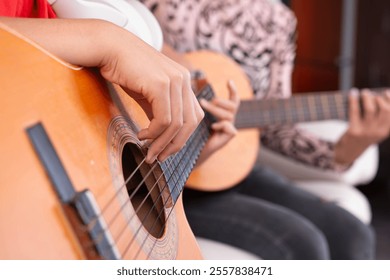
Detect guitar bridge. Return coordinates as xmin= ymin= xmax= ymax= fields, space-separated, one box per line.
xmin=26 ymin=122 xmax=119 ymax=259
xmin=63 ymin=190 xmax=121 ymax=260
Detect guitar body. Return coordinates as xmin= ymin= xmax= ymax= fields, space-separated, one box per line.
xmin=185 ymin=51 xmax=260 ymax=191
xmin=0 ymin=26 xmax=201 ymax=259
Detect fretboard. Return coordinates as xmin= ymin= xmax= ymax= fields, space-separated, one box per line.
xmin=161 ymin=84 xmax=215 ymax=201
xmin=235 ymin=89 xmax=387 ymax=129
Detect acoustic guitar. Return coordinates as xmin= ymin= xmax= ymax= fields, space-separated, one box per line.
xmin=0 ymin=26 xmax=206 ymax=259
xmin=185 ymin=50 xmax=388 ymax=191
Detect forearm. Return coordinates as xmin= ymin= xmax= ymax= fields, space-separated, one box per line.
xmin=0 ymin=17 xmax=121 ymax=68
xmin=261 ymin=124 xmax=350 ymax=172
xmin=334 ymin=133 xmax=370 ymax=166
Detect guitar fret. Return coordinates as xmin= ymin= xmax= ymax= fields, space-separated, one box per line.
xmin=284 ymin=98 xmax=292 ymax=123
xmin=292 ymin=96 xmax=300 ymax=122
xmin=263 ymin=105 xmax=271 ymax=125
xmin=296 ymin=96 xmax=303 ymax=122
xmin=332 ymin=94 xmax=338 ymax=119
xmin=315 ymin=94 xmax=324 ymax=120
xmin=250 ymin=100 xmax=263 ymax=126
xmin=279 ymin=99 xmax=286 ymax=124
xmin=295 ymin=96 xmax=305 ymax=123
xmin=307 ymin=95 xmax=317 ymax=121
xmin=298 ymin=96 xmax=305 ymax=122
xmin=303 ymin=94 xmax=310 ymax=122
xmin=330 ymin=93 xmax=337 ymax=119
xmin=320 ymin=94 xmax=331 ymax=120
xmin=270 ymin=99 xmax=277 ymax=124
xmin=270 ymin=102 xmax=276 ymax=124
xmin=279 ymin=98 xmax=287 ymax=124
xmin=331 ymin=93 xmax=344 ymax=120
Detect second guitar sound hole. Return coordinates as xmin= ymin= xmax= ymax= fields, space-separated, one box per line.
xmin=121 ymin=143 xmax=165 ymax=239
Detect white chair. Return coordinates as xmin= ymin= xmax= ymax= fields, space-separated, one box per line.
xmin=196 ymin=237 xmax=259 ymax=260
xmin=257 ymin=120 xmax=378 ymax=224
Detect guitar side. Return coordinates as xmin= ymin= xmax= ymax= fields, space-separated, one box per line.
xmin=0 ymin=26 xmax=201 ymax=259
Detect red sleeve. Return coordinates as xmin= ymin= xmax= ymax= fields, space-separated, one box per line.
xmin=0 ymin=0 xmax=56 ymax=18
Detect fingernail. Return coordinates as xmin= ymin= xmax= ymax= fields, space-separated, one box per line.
xmin=146 ymin=153 xmax=156 ymax=164
xmin=349 ymin=88 xmax=359 ymax=96
xmin=199 ymin=98 xmax=208 ymax=106
xmin=158 ymin=155 xmax=167 ymax=163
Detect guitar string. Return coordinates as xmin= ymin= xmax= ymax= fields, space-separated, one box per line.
xmin=132 ymin=129 xmax=207 ymax=259
xmin=84 ymin=146 xmax=180 ymax=256
xmin=100 ymin=156 xmax=149 ymax=213
xmin=84 ymin=158 xmax=160 ymax=247
xmin=112 ymin=85 xmax=213 ymax=258
xmin=98 ymin=118 xmax=205 ymax=242
xmin=86 ymin=156 xmax=152 ymax=232
xmin=143 ymin=136 xmax=208 ymax=260
xmin=123 ymin=160 xmax=184 ymax=259
xmin=89 ymin=159 xmax=160 ymax=241
xmin=116 ymin=89 xmax=214 ymax=259
xmin=88 ymin=84 xmax=214 ymax=227
xmin=97 ymin=149 xmax=181 ymax=249
xmin=86 ymin=146 xmax=177 ymax=249
xmin=85 ymin=119 xmax=196 ymax=235
xmin=114 ymin=124 xmax=206 ymax=259
xmin=82 ymin=129 xmax=197 ymax=256
xmin=140 ymin=118 xmax=211 ymax=259
xmin=82 ymin=84 xmax=212 ymax=258
xmin=104 ymin=124 xmax=205 ymax=259
xmin=85 ymin=115 xmax=208 ymax=258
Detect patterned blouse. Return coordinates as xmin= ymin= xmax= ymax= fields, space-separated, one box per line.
xmin=140 ymin=0 xmax=347 ymax=171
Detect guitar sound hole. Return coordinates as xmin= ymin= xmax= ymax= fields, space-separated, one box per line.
xmin=121 ymin=143 xmax=165 ymax=239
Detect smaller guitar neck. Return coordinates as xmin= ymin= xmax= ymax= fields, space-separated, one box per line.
xmin=235 ymin=88 xmax=388 ymax=128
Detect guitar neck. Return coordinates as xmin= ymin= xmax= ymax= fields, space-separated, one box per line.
xmin=236 ymin=91 xmax=348 ymax=128
xmin=236 ymin=88 xmax=390 ymax=128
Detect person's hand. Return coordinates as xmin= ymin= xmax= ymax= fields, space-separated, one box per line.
xmin=334 ymin=89 xmax=390 ymax=165
xmin=196 ymin=80 xmax=240 ymax=166
xmin=99 ymin=29 xmax=204 ymax=164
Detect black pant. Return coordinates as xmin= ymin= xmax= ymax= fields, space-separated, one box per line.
xmin=183 ymin=166 xmax=375 ymax=259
